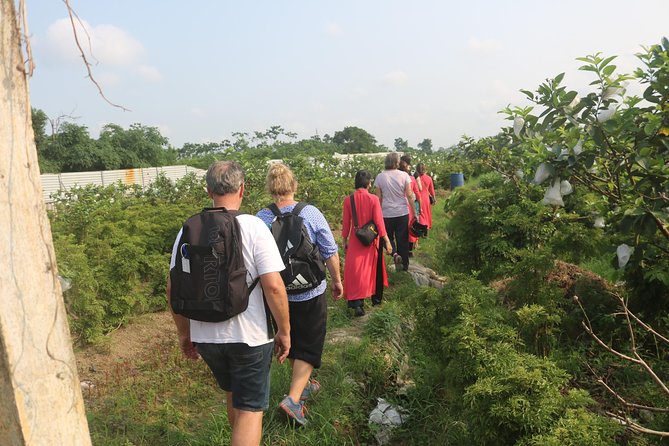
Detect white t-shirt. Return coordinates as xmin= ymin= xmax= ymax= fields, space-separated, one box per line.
xmin=374 ymin=169 xmax=412 ymax=218
xmin=169 ymin=213 xmax=285 ymax=347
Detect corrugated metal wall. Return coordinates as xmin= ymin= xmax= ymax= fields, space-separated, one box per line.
xmin=40 ymin=165 xmax=206 ymax=204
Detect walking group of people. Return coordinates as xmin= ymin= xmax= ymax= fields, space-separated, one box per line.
xmin=342 ymin=152 xmax=435 ymax=316
xmin=167 ymin=155 xmax=435 ymax=445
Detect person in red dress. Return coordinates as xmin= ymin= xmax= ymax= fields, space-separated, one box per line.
xmin=416 ymin=163 xmax=436 ymax=231
xmin=400 ymin=155 xmax=422 ymax=256
xmin=342 ymin=171 xmax=392 ymax=316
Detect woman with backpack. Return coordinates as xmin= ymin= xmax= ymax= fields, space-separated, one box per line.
xmin=341 ymin=170 xmax=392 ymax=316
xmin=255 ymin=162 xmax=343 ymax=427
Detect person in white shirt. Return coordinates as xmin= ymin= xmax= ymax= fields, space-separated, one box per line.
xmin=167 ymin=160 xmax=290 ymax=446
xmin=374 ymin=152 xmax=414 ymax=271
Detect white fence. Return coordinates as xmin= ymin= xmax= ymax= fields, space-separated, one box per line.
xmin=40 ymin=165 xmax=206 ymax=205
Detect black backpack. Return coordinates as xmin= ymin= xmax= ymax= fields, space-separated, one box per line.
xmin=169 ymin=207 xmax=259 ymax=322
xmin=267 ymin=202 xmax=326 ymax=294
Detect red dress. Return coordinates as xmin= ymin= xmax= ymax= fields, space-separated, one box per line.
xmin=342 ymin=189 xmax=388 ymax=300
xmin=419 ymin=174 xmax=435 ymax=228
xmin=408 ymin=175 xmax=422 ymax=244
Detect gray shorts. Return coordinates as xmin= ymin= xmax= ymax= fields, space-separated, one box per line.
xmin=195 ymin=342 xmax=273 ymax=412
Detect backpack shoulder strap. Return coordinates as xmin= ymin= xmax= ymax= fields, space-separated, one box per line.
xmin=267 ymin=203 xmax=283 ymax=217
xmin=292 ymin=202 xmax=308 ymax=216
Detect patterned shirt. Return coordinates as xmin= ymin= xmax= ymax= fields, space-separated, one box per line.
xmin=256 ymin=203 xmax=338 ymax=302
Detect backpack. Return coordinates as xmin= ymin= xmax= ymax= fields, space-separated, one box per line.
xmin=169 ymin=207 xmax=259 ymax=322
xmin=267 ymin=202 xmax=326 ymax=294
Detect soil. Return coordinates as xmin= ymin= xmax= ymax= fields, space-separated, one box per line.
xmin=75 ymin=311 xmax=176 ymax=384
xmin=490 ymin=260 xmax=612 ymax=299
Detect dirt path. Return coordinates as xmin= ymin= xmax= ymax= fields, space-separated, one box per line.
xmin=74 ymin=261 xmax=444 ymax=386
xmin=75 ymin=311 xmax=176 ymax=383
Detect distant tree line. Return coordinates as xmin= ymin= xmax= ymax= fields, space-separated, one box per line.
xmin=32 ymin=109 xmax=436 ymax=173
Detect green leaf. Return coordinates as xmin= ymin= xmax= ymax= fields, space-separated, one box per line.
xmin=641 ymin=214 xmax=657 ymax=237
xmin=563 ymin=91 xmax=578 ymax=106
xmin=643 ymin=86 xmax=660 ymax=104
xmin=603 ymin=65 xmax=616 ymax=76
xmin=591 ymin=127 xmax=605 ymax=146
xmin=599 ymin=55 xmax=617 ymax=69
xmin=584 ymin=153 xmax=596 ymax=169
xmin=554 ymin=72 xmax=565 ymax=85
xmin=520 ymin=89 xmax=535 ymax=100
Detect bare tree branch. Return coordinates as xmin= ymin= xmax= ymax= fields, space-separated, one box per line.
xmin=62 ymin=0 xmax=131 ymax=112
xmin=586 ymin=362 xmax=669 ymax=413
xmin=18 ymin=0 xmax=35 ymax=76
xmin=576 ymin=294 xmax=669 ymax=438
xmin=606 ymin=412 xmax=669 ymax=437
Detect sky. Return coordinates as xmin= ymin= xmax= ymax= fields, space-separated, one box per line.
xmin=25 ymin=0 xmax=669 ymax=150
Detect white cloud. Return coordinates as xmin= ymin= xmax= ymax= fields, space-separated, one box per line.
xmin=325 ymin=23 xmax=343 ymax=36
xmin=138 ymin=64 xmax=162 ymax=82
xmin=467 ymin=37 xmax=503 ymax=53
xmin=43 ymin=18 xmax=145 ymax=66
xmin=384 ymin=70 xmax=408 ymax=86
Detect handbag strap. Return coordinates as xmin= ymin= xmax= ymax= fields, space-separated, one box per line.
xmin=349 ymin=194 xmax=360 ymax=229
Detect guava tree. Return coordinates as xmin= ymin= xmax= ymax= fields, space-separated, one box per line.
xmin=501 ymin=38 xmax=669 ymax=437
xmin=503 ymin=39 xmax=669 ymax=299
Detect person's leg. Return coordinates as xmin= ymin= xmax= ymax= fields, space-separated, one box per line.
xmin=384 ymin=217 xmax=397 ymax=254
xmin=226 ymin=392 xmax=236 ymax=426
xmin=288 ymin=358 xmax=315 ymax=403
xmin=396 ymin=214 xmax=410 ymax=271
xmin=231 ymin=410 xmax=264 ymax=446
xmin=372 ymin=242 xmax=384 ymax=305
xmin=197 ymin=342 xmax=270 ymax=443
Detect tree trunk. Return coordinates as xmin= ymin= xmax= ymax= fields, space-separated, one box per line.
xmin=0 ymin=2 xmax=92 ymax=444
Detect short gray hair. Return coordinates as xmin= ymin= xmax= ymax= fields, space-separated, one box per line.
xmin=206 ymin=161 xmax=245 ymax=196
xmin=384 ymin=152 xmax=400 ymax=170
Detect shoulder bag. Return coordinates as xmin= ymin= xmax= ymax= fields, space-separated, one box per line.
xmin=350 ymin=194 xmax=378 ymax=246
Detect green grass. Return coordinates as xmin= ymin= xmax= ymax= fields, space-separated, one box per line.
xmin=86 ymin=274 xmax=424 ymax=445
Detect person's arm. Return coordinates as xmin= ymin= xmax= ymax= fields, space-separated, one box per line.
xmin=404 ymin=176 xmax=415 ymax=202
xmin=375 ymin=185 xmax=383 ymax=206
xmin=167 ymin=276 xmax=199 ymax=360
xmin=373 ymin=197 xmax=392 ymax=255
xmin=411 ymin=179 xmax=421 ymax=217
xmin=324 ymin=253 xmax=343 ymax=300
xmin=428 ymin=176 xmax=436 ymax=203
xmin=342 ymin=197 xmax=352 ymax=251
xmin=381 ymin=235 xmax=392 ymax=255
xmin=260 ymin=271 xmax=291 ymax=364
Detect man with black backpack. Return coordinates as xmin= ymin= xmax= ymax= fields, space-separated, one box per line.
xmin=168 ymin=160 xmax=290 ymax=446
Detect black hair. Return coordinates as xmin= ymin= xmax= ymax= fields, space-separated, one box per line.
xmin=354 ymin=170 xmax=372 ymax=189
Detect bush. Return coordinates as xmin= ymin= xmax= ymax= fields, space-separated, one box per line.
xmin=406 ymin=275 xmax=620 ymax=445
xmin=50 ymin=176 xmax=207 ymax=344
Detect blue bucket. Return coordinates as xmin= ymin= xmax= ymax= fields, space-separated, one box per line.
xmin=450 ymin=173 xmax=464 ymax=189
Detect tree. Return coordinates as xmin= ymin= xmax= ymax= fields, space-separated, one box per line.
xmin=98 ymin=123 xmax=173 ymax=168
xmin=394 ymin=137 xmax=409 ymax=151
xmin=418 ymin=138 xmax=433 ymax=153
xmin=31 ymin=107 xmax=48 ymax=153
xmin=332 ymin=126 xmax=379 ymax=153
xmin=1 ymin=0 xmax=92 ymax=442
